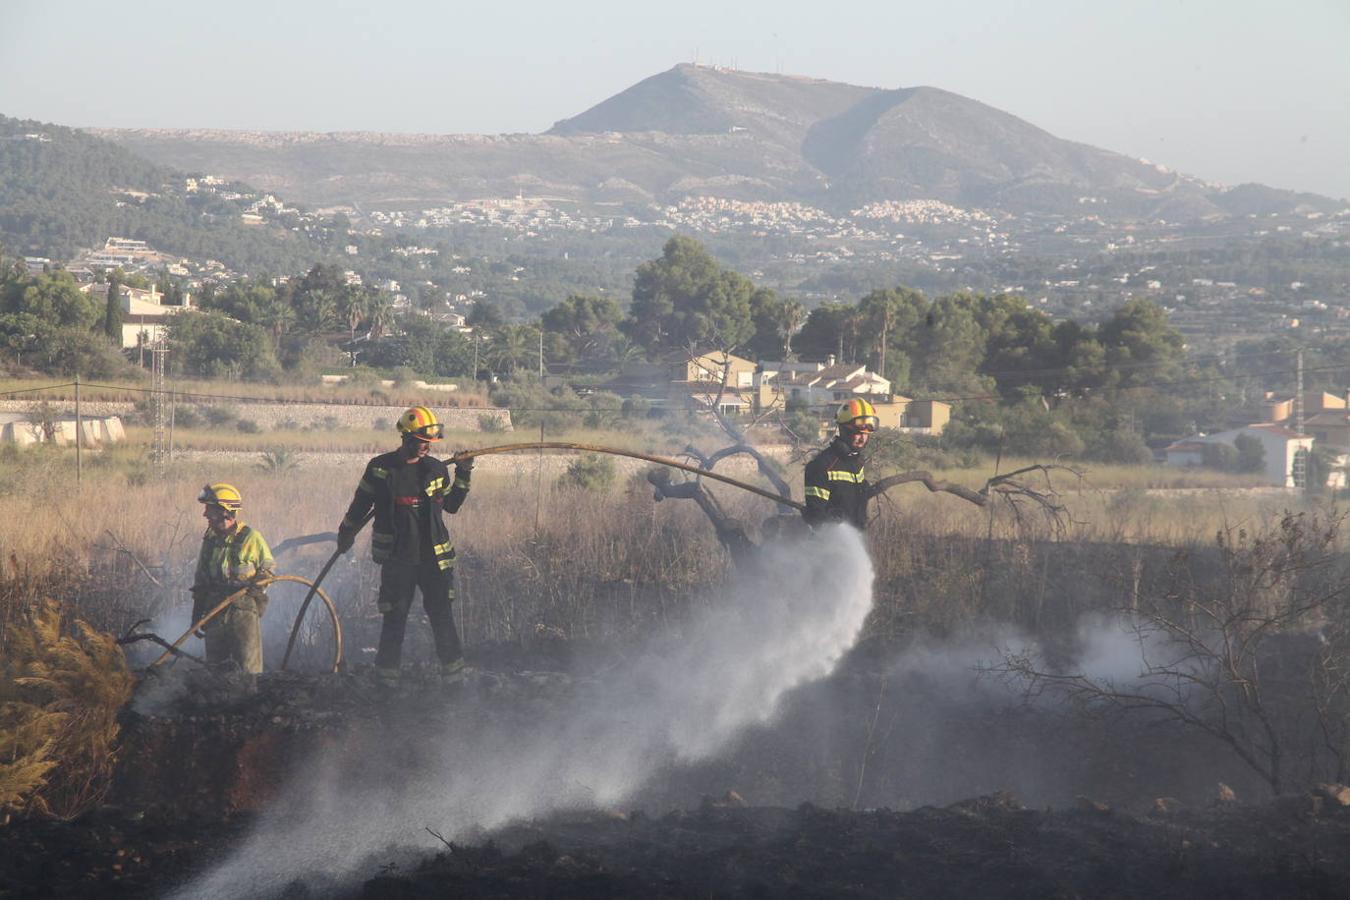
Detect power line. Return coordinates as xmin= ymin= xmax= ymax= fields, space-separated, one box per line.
xmin=0 ymin=381 xmax=76 ymax=398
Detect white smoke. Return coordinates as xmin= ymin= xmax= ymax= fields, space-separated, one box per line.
xmin=169 ymin=524 xmax=873 ymax=899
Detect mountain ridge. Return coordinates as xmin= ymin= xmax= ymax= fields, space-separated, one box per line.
xmin=79 ymin=65 xmax=1345 ymax=217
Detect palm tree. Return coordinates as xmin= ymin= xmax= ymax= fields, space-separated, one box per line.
xmin=486 ymin=324 xmax=537 ymax=377
xmin=301 ymin=290 xmax=339 ymax=335
xmin=341 ymin=291 xmax=369 ymax=344
xmin=258 ymin=296 xmax=295 ymax=350
xmin=365 ymin=293 xmax=394 ymax=340
xmin=778 ymin=299 xmax=806 ymax=360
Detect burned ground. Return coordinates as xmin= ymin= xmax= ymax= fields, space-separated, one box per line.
xmin=4 ymin=658 xmax=1350 ymax=898
xmin=5 ymin=776 xmax=1350 ymax=898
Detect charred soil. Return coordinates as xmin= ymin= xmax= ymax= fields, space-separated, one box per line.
xmin=3 ymin=664 xmax=1350 ymax=898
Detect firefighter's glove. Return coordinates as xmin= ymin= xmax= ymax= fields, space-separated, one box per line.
xmin=377 ymin=598 xmax=395 ymax=614
xmin=245 ymin=577 xmax=270 ymax=616
xmin=454 ymin=454 xmax=474 ymax=475
xmin=194 ymin=629 xmax=207 ymax=640
xmin=336 ymin=528 xmax=356 ymax=554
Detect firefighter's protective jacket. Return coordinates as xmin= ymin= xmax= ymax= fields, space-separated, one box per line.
xmin=803 ymin=437 xmax=869 ymax=530
xmin=339 ymin=451 xmax=470 ymax=570
xmin=191 ymin=522 xmax=274 ymax=619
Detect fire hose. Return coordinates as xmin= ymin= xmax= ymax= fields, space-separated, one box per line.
xmin=150 ymin=574 xmax=342 ymax=673
xmin=278 ymin=441 xmax=804 ymax=672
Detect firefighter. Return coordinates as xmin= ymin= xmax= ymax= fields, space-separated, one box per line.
xmin=803 ymin=398 xmax=876 ymax=530
xmin=336 ymin=406 xmax=472 ymax=683
xmin=191 ymin=483 xmax=275 ymax=673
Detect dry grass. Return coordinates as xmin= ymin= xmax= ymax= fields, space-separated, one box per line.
xmin=0 ymin=437 xmax=1337 ymax=669
xmin=0 ymin=600 xmax=134 ymax=819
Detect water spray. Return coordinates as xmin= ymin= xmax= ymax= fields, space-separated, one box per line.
xmin=170 ymin=525 xmax=873 ymax=899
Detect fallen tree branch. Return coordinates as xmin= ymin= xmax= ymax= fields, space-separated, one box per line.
xmin=117 ymin=619 xmax=204 ymax=664
xmin=868 ymin=462 xmax=1078 ymax=532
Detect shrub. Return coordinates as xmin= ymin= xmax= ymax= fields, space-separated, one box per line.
xmin=582 ymin=391 xmax=624 ymax=429
xmin=1082 ymin=427 xmax=1154 ymax=465
xmin=256 ymin=448 xmax=300 ymax=472
xmin=236 ymin=418 xmax=261 ymax=434
xmin=559 ymin=452 xmax=616 ymax=492
xmin=1235 ymin=433 xmax=1266 ymax=474
xmin=621 ymin=395 xmax=652 ymax=419
xmin=0 ymin=600 xmax=134 ymax=819
xmin=1202 ymin=442 xmax=1239 ymax=472
xmin=172 ymin=404 xmax=204 ymax=429
xmin=478 ymin=413 xmax=506 ymax=433
xmin=202 ymin=405 xmax=239 ymax=428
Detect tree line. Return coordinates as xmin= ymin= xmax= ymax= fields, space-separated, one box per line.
xmin=2 ymin=234 xmax=1313 ymax=466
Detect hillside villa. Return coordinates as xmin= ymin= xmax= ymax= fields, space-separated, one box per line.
xmin=78 ymin=282 xmax=196 ymax=349
xmin=605 ymin=350 xmax=950 ymax=434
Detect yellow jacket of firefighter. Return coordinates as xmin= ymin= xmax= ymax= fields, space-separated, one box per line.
xmin=192 ymin=522 xmax=275 ymax=618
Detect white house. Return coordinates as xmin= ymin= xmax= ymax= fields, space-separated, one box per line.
xmin=1164 ymin=423 xmax=1313 ymax=487
xmin=80 ymin=283 xmax=196 ymax=348
xmin=756 ymin=356 xmax=892 ymax=411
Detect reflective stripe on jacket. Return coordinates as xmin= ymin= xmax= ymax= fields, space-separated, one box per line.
xmin=340 ymin=451 xmax=469 ymax=569
xmin=803 ymin=438 xmax=869 ymax=530
xmin=193 ymin=523 xmax=274 ymax=591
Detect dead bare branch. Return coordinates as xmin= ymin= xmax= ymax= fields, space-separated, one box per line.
xmin=867 ymin=462 xmax=1080 ymax=533
xmin=103 ymin=530 xmax=165 ymax=587
xmin=116 ymin=620 xmax=204 ymax=664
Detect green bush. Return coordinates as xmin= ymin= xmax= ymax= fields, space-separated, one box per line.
xmin=1202 ymin=442 xmax=1239 ymax=472
xmin=390 ymin=366 xmax=419 ymax=386
xmin=1235 ymin=433 xmax=1266 ymax=474
xmin=491 ymin=379 xmax=586 ymax=431
xmin=477 ymin=413 xmax=506 ymax=433
xmin=256 ymin=448 xmax=300 ymax=472
xmin=1082 ymin=427 xmax=1154 ymax=465
xmin=236 ymin=418 xmax=261 ymax=434
xmin=621 ymin=395 xmax=652 ymax=419
xmin=202 ymin=405 xmax=238 ymax=428
xmin=559 ymin=452 xmax=615 ymax=492
xmin=173 ymin=404 xmax=204 ymax=429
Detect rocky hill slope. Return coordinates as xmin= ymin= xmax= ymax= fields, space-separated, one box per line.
xmin=86 ymin=65 xmax=1344 ymax=219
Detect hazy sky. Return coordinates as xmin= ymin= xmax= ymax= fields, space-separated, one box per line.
xmin=2 ymin=0 xmax=1347 ymax=198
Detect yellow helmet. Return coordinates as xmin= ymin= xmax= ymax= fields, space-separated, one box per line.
xmin=835 ymin=398 xmax=879 ymax=432
xmin=198 ymin=482 xmax=243 ymax=512
xmin=397 ymin=405 xmax=444 ymax=442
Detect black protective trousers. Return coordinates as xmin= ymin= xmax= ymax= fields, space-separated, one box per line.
xmin=374 ymin=559 xmax=464 ymax=669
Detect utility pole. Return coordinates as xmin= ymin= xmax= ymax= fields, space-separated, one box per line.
xmin=168 ymin=387 xmax=176 ymax=463
xmin=151 ymin=338 xmax=168 ymax=473
xmin=538 ymin=329 xmax=544 ymax=380
xmin=74 ymin=374 xmax=82 ymax=485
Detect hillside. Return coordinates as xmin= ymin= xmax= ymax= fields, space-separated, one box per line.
xmin=549 ymin=64 xmax=875 ymax=150
xmin=0 ymin=115 xmax=330 ymax=271
xmin=89 ymin=65 xmax=1343 ymax=221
